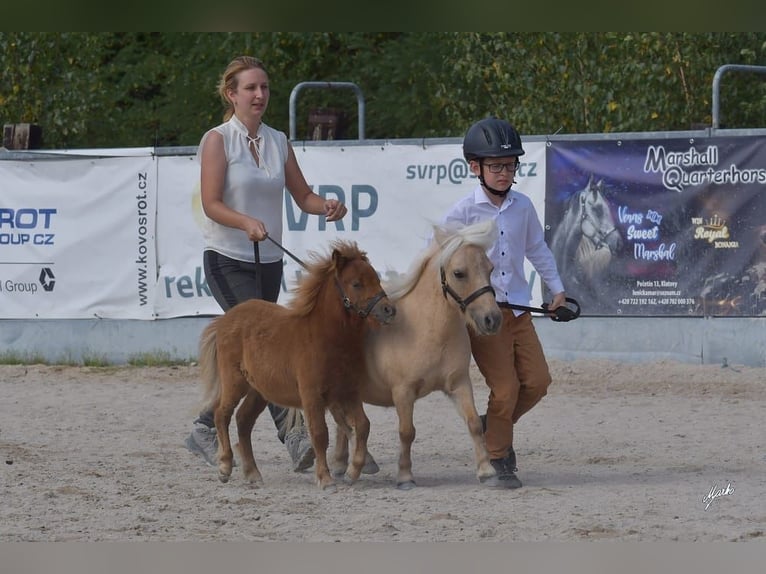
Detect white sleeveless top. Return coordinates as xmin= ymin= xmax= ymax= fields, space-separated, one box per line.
xmin=197 ymin=115 xmax=289 ymax=263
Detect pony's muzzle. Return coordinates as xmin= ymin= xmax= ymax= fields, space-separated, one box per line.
xmin=473 ymin=307 xmax=502 ymax=336
xmin=374 ymin=300 xmax=397 ymax=325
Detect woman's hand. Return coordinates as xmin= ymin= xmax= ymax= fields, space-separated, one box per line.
xmin=324 ymin=199 xmax=348 ymax=222
xmin=243 ymin=217 xmax=268 ymax=241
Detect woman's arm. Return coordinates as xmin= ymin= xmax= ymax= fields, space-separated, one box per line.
xmin=284 ymin=142 xmax=347 ymax=222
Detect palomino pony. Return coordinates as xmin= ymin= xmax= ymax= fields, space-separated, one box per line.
xmin=550 ymin=174 xmax=622 ymax=301
xmin=333 ymin=219 xmax=502 ymax=489
xmin=197 ymin=240 xmax=396 ymax=491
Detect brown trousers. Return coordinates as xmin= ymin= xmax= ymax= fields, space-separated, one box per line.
xmin=469 ymin=309 xmax=552 ymax=460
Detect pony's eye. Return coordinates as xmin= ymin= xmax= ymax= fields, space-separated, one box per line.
xmin=452 ymin=270 xmax=465 ymax=279
xmin=351 ymin=280 xmax=362 ymax=289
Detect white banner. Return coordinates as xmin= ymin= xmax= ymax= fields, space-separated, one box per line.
xmin=285 ymin=141 xmax=548 ymax=305
xmin=2 ymin=141 xmax=545 ymax=319
xmin=0 ymin=156 xmax=157 ymax=319
xmin=154 ymin=155 xmax=221 ymax=318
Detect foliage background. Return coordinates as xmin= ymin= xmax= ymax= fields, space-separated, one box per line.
xmin=1 ymin=32 xmax=765 ymax=149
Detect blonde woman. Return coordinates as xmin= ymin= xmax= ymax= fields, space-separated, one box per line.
xmin=185 ymin=56 xmax=347 ymax=472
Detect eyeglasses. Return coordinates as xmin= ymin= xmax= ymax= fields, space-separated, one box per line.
xmin=484 ymin=161 xmax=518 ymax=174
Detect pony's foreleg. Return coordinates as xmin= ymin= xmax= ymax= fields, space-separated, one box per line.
xmin=329 ymin=408 xmax=352 ymax=478
xmin=392 ymin=389 xmax=417 ymax=490
xmin=235 ymin=389 xmax=268 ymax=485
xmin=449 ymin=381 xmax=496 ymax=483
xmin=303 ymin=402 xmax=336 ymax=492
xmin=339 ymin=401 xmax=370 ymax=484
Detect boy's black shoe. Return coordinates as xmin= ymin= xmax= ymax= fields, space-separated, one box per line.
xmin=489 ymin=450 xmax=522 ymax=489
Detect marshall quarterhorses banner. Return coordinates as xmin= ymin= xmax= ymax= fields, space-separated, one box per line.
xmin=545 ymin=136 xmax=766 ymax=317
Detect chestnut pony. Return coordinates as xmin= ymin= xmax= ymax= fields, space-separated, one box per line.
xmin=197 ymin=240 xmax=396 ymax=491
xmin=333 ymin=219 xmax=502 ymax=489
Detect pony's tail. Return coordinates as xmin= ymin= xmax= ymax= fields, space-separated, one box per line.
xmin=198 ymin=319 xmax=221 ymax=412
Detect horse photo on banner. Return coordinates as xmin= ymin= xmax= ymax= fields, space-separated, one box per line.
xmin=545 ymin=137 xmax=766 ymax=317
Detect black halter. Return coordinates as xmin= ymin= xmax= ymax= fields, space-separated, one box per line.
xmin=440 ymin=267 xmax=495 ymax=312
xmin=335 ymin=276 xmax=388 ymax=319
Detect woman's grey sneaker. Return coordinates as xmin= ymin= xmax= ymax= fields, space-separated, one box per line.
xmin=285 ymin=427 xmax=315 ymax=472
xmin=185 ymin=423 xmax=220 ymax=467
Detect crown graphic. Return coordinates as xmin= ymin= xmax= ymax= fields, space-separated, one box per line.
xmin=704 ymin=214 xmax=726 ymax=230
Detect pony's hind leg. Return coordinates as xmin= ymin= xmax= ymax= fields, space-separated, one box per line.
xmin=214 ymin=364 xmax=250 ymax=483
xmin=329 ymin=409 xmax=351 ymax=478
xmin=235 ymin=389 xmax=268 ymax=485
xmin=328 ymin=403 xmax=370 ymax=483
xmin=448 ymin=381 xmax=496 ymax=484
xmin=213 ymin=398 xmax=237 ymax=483
xmin=344 ymin=401 xmax=371 ymax=484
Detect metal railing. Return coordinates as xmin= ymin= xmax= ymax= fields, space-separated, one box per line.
xmin=289 ymin=81 xmax=366 ymax=141
xmin=711 ymin=64 xmax=766 ymax=129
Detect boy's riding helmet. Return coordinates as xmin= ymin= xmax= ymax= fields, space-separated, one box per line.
xmin=463 ymin=117 xmax=525 ymax=160
xmin=463 ymin=117 xmax=525 ymax=196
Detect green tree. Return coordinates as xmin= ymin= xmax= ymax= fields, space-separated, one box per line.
xmin=0 ymin=32 xmax=110 ymax=147
xmin=2 ymin=32 xmax=764 ymax=149
xmin=439 ymin=32 xmax=766 ymax=135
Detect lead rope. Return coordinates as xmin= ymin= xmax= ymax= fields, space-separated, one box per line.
xmin=265 ymin=236 xmax=309 ymax=270
xmin=253 ymin=241 xmax=263 ymax=299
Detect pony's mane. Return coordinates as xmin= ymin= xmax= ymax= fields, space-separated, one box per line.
xmin=385 ymin=219 xmax=497 ymax=300
xmin=288 ymin=240 xmax=368 ymax=316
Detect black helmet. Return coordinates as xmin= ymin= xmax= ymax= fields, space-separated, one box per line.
xmin=463 ymin=117 xmax=525 ymax=161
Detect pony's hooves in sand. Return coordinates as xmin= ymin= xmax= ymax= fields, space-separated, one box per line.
xmin=362 ymin=456 xmax=380 ymax=475
xmin=396 ymin=480 xmax=416 ymax=491
xmin=343 ymin=472 xmax=360 ymax=485
xmin=320 ymin=483 xmax=338 ymax=493
xmin=218 ymin=473 xmax=230 ymax=484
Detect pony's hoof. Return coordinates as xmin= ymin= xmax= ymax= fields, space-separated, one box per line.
xmin=343 ymin=472 xmax=361 ymax=485
xmin=320 ymin=482 xmax=338 ymax=493
xmin=218 ymin=472 xmax=230 ymax=484
xmin=396 ymin=480 xmax=416 ymax=491
xmin=362 ymin=453 xmax=380 ymax=475
xmin=244 ymin=473 xmax=264 ymax=486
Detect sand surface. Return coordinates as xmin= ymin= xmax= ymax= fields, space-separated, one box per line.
xmin=1 ymin=359 xmax=764 ymax=542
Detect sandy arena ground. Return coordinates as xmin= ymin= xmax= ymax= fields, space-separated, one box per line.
xmin=1 ymin=359 xmax=764 ymax=542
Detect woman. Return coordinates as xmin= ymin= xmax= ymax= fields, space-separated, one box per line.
xmin=184 ymin=55 xmax=348 ymax=472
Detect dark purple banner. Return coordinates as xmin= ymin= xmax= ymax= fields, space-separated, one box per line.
xmin=545 ymin=136 xmax=766 ymax=317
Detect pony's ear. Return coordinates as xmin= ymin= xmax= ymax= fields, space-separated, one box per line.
xmin=332 ymin=248 xmax=346 ymax=269
xmin=433 ymin=222 xmax=458 ymax=246
xmin=432 ymin=225 xmax=447 ymax=246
